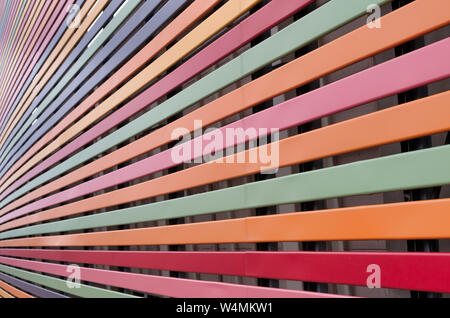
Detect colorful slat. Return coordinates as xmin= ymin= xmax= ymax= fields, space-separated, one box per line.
xmin=1 ymin=249 xmax=449 ymax=293
xmin=0 ymin=0 xmax=448 ymax=298
xmin=0 ymin=263 xmax=137 ymax=298
xmin=1 ymin=0 xmax=447 ymax=211
xmin=0 ymin=285 xmax=13 ymax=298
xmin=0 ymin=256 xmax=348 ymax=298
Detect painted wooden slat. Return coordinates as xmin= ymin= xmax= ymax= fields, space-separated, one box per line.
xmin=0 ymin=263 xmax=137 ymax=298
xmin=0 ymin=272 xmax=67 ymax=298
xmin=0 ymin=285 xmax=13 ymax=298
xmin=0 ymin=279 xmax=33 ymax=298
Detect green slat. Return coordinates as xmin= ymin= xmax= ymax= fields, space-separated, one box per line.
xmin=2 ymin=145 xmax=449 ymax=240
xmin=0 ymin=0 xmax=391 ymax=208
xmin=0 ymin=0 xmax=143 ymax=164
xmin=0 ymin=264 xmax=137 ymax=298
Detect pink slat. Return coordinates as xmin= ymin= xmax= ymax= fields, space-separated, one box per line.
xmin=1 ymin=249 xmax=449 ymax=292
